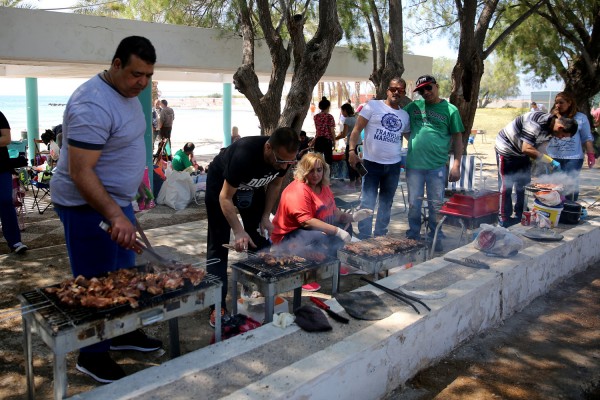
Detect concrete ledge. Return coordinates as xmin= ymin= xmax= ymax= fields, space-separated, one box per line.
xmin=72 ymin=220 xmax=600 ymax=399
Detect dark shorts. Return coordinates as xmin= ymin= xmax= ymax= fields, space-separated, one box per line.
xmin=160 ymin=126 xmax=172 ymax=139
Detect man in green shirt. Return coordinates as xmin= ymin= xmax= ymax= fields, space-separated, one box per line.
xmin=403 ymin=75 xmax=464 ymax=249
xmin=172 ymin=142 xmax=197 ymax=172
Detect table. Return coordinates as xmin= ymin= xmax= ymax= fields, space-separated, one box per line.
xmin=19 ymin=273 xmax=222 ymax=400
xmin=231 ymin=258 xmax=340 ymax=323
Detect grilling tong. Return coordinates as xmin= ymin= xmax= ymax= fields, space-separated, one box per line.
xmin=99 ymin=221 xmax=181 ymax=268
xmin=360 ymin=277 xmax=431 ymax=314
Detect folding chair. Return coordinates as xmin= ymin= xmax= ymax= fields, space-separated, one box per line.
xmin=447 ymin=154 xmax=483 ymax=192
xmin=29 ymin=168 xmax=53 ymax=214
xmin=12 ymin=171 xmax=27 ymax=230
xmin=33 ymin=139 xmax=51 ymax=167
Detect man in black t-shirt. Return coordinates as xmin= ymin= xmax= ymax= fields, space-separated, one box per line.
xmin=205 ymin=127 xmax=300 ymax=326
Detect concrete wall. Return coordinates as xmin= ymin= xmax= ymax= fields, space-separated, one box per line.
xmin=0 ymin=7 xmax=432 ymax=84
xmin=72 ymin=219 xmax=600 ymax=400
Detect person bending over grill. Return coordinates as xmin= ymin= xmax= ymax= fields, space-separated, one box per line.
xmin=205 ymin=127 xmax=300 ymax=327
xmin=50 ymin=36 xmax=162 ymax=384
xmin=495 ymin=111 xmax=578 ymax=227
xmin=271 ymin=152 xmax=372 ymax=291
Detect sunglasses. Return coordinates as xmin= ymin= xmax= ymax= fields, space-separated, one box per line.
xmin=388 ymin=86 xmax=406 ymax=94
xmin=416 ymin=84 xmax=433 ymax=94
xmin=273 ymin=150 xmax=297 ymax=164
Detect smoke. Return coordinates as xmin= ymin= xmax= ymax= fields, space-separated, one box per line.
xmin=272 ymin=230 xmax=341 ymax=259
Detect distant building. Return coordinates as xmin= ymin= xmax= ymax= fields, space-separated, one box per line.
xmin=531 ymin=91 xmax=560 ymax=112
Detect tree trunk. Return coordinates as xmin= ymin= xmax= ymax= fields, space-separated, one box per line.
xmin=562 ymin=49 xmax=600 ymax=120
xmin=354 ymin=81 xmax=361 ymax=107
xmin=233 ymin=1 xmax=342 ymax=136
xmin=279 ymin=2 xmax=343 ymax=132
xmin=376 ymin=0 xmax=405 ymax=99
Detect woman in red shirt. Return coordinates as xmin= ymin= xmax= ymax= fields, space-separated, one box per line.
xmin=271 ymin=152 xmax=371 ymax=290
xmin=312 ymin=97 xmax=336 ymax=166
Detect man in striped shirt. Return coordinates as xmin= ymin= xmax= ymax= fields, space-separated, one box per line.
xmin=495 ymin=112 xmax=578 ymax=226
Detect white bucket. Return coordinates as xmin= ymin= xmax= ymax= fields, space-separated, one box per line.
xmin=532 ymin=199 xmax=563 ymax=228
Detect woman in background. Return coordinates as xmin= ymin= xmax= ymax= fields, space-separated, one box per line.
xmin=546 ymin=91 xmax=595 ymax=200
xmin=0 ymin=110 xmax=28 ymax=254
xmin=312 ymin=96 xmax=336 ymax=167
xmin=336 ymin=103 xmax=359 ymax=188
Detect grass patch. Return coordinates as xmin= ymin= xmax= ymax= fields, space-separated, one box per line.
xmin=472 ymin=108 xmax=528 ymax=136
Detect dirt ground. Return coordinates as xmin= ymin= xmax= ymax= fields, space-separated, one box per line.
xmin=387 ymin=265 xmax=600 ymax=400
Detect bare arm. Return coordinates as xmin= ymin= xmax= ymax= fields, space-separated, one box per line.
xmin=218 ymin=180 xmax=256 ymax=251
xmin=348 ymin=116 xmax=369 ymax=168
xmin=521 ymin=142 xmax=542 ymax=159
xmin=448 ymin=133 xmax=463 ymax=182
xmin=68 ymin=146 xmax=136 ymax=248
xmin=300 ymin=218 xmax=340 ymax=236
xmin=0 ymin=128 xmax=10 ymax=147
xmin=335 ymin=123 xmax=349 ymax=141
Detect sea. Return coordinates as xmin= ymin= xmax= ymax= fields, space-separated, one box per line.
xmin=0 ymin=95 xmax=264 ymax=158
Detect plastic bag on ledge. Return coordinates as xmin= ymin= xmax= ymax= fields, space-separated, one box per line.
xmin=473 ymin=224 xmax=523 ymax=257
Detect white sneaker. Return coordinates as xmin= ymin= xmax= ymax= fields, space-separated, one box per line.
xmin=13 ymin=242 xmax=28 ymax=255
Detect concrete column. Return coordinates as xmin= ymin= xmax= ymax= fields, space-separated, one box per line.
xmin=25 ymin=77 xmax=39 ymax=164
xmin=223 ymin=82 xmax=232 ymax=146
xmin=139 ymin=82 xmax=153 ymax=191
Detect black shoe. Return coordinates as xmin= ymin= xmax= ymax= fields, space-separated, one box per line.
xmin=12 ymin=242 xmax=28 ymax=255
xmin=435 ymin=240 xmax=444 ymax=252
xmin=76 ymin=352 xmax=126 ymax=384
xmin=110 ymin=329 xmax=162 ymax=352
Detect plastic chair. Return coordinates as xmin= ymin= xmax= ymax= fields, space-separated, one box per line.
xmin=29 ymin=168 xmax=53 ymax=214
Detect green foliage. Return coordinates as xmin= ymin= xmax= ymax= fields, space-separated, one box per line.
xmin=495 ymin=0 xmax=599 ymax=86
xmin=478 ymin=57 xmax=520 ymax=107
xmin=432 ymin=56 xmax=454 ymax=98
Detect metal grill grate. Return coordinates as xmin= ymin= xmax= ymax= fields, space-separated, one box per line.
xmin=20 ymin=273 xmax=222 ymax=332
xmin=235 ymin=256 xmax=337 ymax=282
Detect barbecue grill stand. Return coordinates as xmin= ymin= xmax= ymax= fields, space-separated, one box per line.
xmin=231 ymin=258 xmax=340 ymax=323
xmin=337 ymin=244 xmax=428 ymax=280
xmin=19 ymin=273 xmax=222 ymax=400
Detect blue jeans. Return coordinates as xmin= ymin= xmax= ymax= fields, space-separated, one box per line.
xmin=358 ymin=159 xmax=401 ymax=237
xmin=0 ymin=171 xmax=21 ymax=248
xmin=55 ymin=204 xmax=136 ymax=353
xmin=406 ymin=166 xmax=447 ymax=240
xmin=555 ymin=158 xmax=583 ymax=201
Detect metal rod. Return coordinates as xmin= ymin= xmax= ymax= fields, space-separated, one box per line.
xmin=0 ymin=300 xmax=51 ymax=317
xmin=360 ymin=277 xmax=431 ymax=312
xmin=0 ymin=304 xmax=54 ymax=323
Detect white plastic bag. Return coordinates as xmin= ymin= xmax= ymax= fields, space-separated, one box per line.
xmin=534 ymin=190 xmax=561 ymax=206
xmin=156 ymin=169 xmax=195 ymax=210
xmin=473 ymin=223 xmax=523 ymax=257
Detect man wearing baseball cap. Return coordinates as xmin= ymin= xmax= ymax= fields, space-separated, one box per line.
xmin=403 ymin=75 xmax=464 ymax=251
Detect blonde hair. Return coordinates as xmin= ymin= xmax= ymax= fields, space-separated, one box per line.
xmin=294 ymin=152 xmax=331 ymax=187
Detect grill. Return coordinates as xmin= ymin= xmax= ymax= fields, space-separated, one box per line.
xmin=19 ymin=271 xmax=222 ymax=400
xmin=231 ymin=256 xmax=340 ymax=323
xmin=337 ymin=239 xmax=428 ymax=277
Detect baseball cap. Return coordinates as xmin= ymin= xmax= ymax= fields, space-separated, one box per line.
xmin=413 ymin=75 xmax=437 ymax=92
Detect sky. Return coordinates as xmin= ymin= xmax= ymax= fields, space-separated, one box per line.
xmin=4 ymin=0 xmax=562 ymax=98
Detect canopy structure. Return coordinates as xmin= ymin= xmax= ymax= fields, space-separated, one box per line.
xmin=0 ymin=6 xmax=432 ymax=168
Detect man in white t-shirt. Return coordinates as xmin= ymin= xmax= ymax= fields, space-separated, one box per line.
xmin=348 ymin=77 xmax=410 ymax=238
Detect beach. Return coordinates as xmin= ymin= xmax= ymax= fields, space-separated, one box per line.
xmin=2 ymin=94 xmax=329 ymax=164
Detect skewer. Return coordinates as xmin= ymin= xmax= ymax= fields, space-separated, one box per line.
xmin=0 ymin=300 xmax=52 ymax=318
xmin=0 ymin=304 xmax=54 ymax=323
xmin=222 ymin=243 xmax=260 ymax=255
